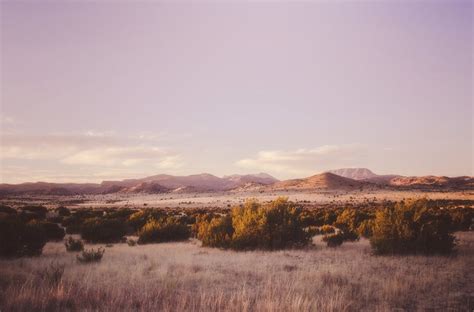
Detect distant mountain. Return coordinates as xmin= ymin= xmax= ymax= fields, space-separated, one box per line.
xmin=268 ymin=172 xmax=366 ymax=191
xmin=0 ymin=182 xmax=102 ymax=196
xmin=386 ymin=176 xmax=474 ymax=189
xmin=119 ymin=182 xmax=170 ymax=194
xmin=100 ymin=173 xmax=279 ymax=194
xmin=223 ymin=173 xmax=279 ymax=185
xmin=328 ymin=168 xmax=474 ymax=189
xmin=328 ymin=168 xmax=378 ymax=180
xmin=0 ymin=171 xmax=471 ymax=196
xmin=0 ymin=172 xmax=279 ymax=195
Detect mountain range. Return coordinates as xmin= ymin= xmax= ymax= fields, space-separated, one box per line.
xmin=0 ymin=169 xmax=472 ymax=195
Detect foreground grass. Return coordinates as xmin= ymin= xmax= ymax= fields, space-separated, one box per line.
xmin=0 ymin=233 xmax=473 ymax=312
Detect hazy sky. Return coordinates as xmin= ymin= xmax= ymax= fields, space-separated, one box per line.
xmin=0 ymin=1 xmax=472 ymax=183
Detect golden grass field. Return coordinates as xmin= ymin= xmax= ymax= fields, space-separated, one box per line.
xmin=1 ymin=232 xmax=473 ymax=311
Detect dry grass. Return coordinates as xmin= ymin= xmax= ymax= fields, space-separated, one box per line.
xmin=0 ymin=233 xmax=473 ymax=311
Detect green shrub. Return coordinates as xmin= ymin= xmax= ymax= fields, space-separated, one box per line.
xmin=137 ymin=217 xmax=190 ymax=244
xmin=448 ymin=208 xmax=473 ymax=231
xmin=127 ymin=210 xmax=149 ymax=232
xmin=77 ymin=248 xmax=105 ymax=263
xmin=0 ymin=216 xmax=24 ymax=257
xmin=231 ymin=197 xmax=310 ymax=250
xmin=105 ymin=208 xmax=135 ymax=221
xmin=39 ymin=221 xmax=66 ymax=241
xmin=196 ymin=215 xmax=233 ymax=248
xmin=320 ymin=225 xmax=335 ymax=234
xmin=0 ymin=204 xmax=16 ymax=214
xmin=20 ymin=205 xmax=48 ymax=220
xmin=357 ymin=219 xmax=374 ymax=238
xmin=56 ymin=206 xmax=71 ymax=216
xmin=62 ymin=216 xmax=84 ymax=234
xmin=22 ymin=221 xmax=48 ymax=256
xmin=81 ymin=218 xmax=127 ymax=243
xmin=370 ymin=199 xmax=456 ymax=255
xmin=0 ymin=216 xmax=47 ymax=257
xmin=339 ymin=229 xmax=359 ymax=242
xmin=65 ymin=236 xmax=84 ymax=252
xmin=322 ymin=233 xmax=344 ymax=247
xmin=306 ymin=225 xmax=321 ymax=236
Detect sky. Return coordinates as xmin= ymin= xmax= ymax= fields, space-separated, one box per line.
xmin=0 ymin=1 xmax=472 ymax=183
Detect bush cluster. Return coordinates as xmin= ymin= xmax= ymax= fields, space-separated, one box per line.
xmin=370 ymin=199 xmax=456 ymax=255
xmin=196 ymin=198 xmax=310 ymax=250
xmin=81 ymin=218 xmax=127 ymax=243
xmin=137 ymin=217 xmax=190 ymax=244
xmin=39 ymin=221 xmax=66 ymax=241
xmin=196 ymin=215 xmax=233 ymax=248
xmin=0 ymin=216 xmax=47 ymax=257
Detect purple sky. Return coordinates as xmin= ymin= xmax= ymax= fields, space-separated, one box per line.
xmin=0 ymin=1 xmax=472 ymax=183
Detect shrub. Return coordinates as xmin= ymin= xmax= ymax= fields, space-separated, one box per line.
xmin=196 ymin=215 xmax=233 ymax=248
xmin=449 ymin=208 xmax=473 ymax=231
xmin=65 ymin=236 xmax=84 ymax=252
xmin=0 ymin=216 xmax=47 ymax=257
xmin=127 ymin=210 xmax=149 ymax=232
xmin=77 ymin=248 xmax=105 ymax=263
xmin=62 ymin=216 xmax=84 ymax=234
xmin=56 ymin=206 xmax=71 ymax=217
xmin=22 ymin=221 xmax=48 ymax=256
xmin=105 ymin=208 xmax=135 ymax=221
xmin=138 ymin=217 xmax=190 ymax=244
xmin=339 ymin=229 xmax=360 ymax=242
xmin=322 ymin=233 xmax=344 ymax=247
xmin=40 ymin=221 xmax=66 ymax=241
xmin=127 ymin=238 xmax=137 ymax=246
xmin=20 ymin=205 xmax=48 ymax=219
xmin=0 ymin=216 xmax=24 ymax=257
xmin=231 ymin=197 xmax=310 ymax=250
xmin=320 ymin=225 xmax=335 ymax=234
xmin=56 ymin=206 xmax=71 ymax=216
xmin=306 ymin=225 xmax=321 ymax=236
xmin=47 ymin=216 xmax=63 ymax=223
xmin=357 ymin=219 xmax=374 ymax=238
xmin=81 ymin=218 xmax=127 ymax=243
xmin=0 ymin=204 xmax=16 ymax=214
xmin=370 ymin=199 xmax=456 ymax=255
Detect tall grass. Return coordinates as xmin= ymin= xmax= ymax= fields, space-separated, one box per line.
xmin=0 ymin=232 xmax=472 ymax=311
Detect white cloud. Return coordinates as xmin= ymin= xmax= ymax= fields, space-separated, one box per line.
xmin=0 ymin=132 xmax=184 ymax=182
xmin=236 ymin=144 xmax=368 ymax=178
xmin=0 ymin=114 xmax=16 ymax=125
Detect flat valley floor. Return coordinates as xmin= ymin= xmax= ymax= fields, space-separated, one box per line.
xmin=2 ymin=189 xmax=473 ymax=210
